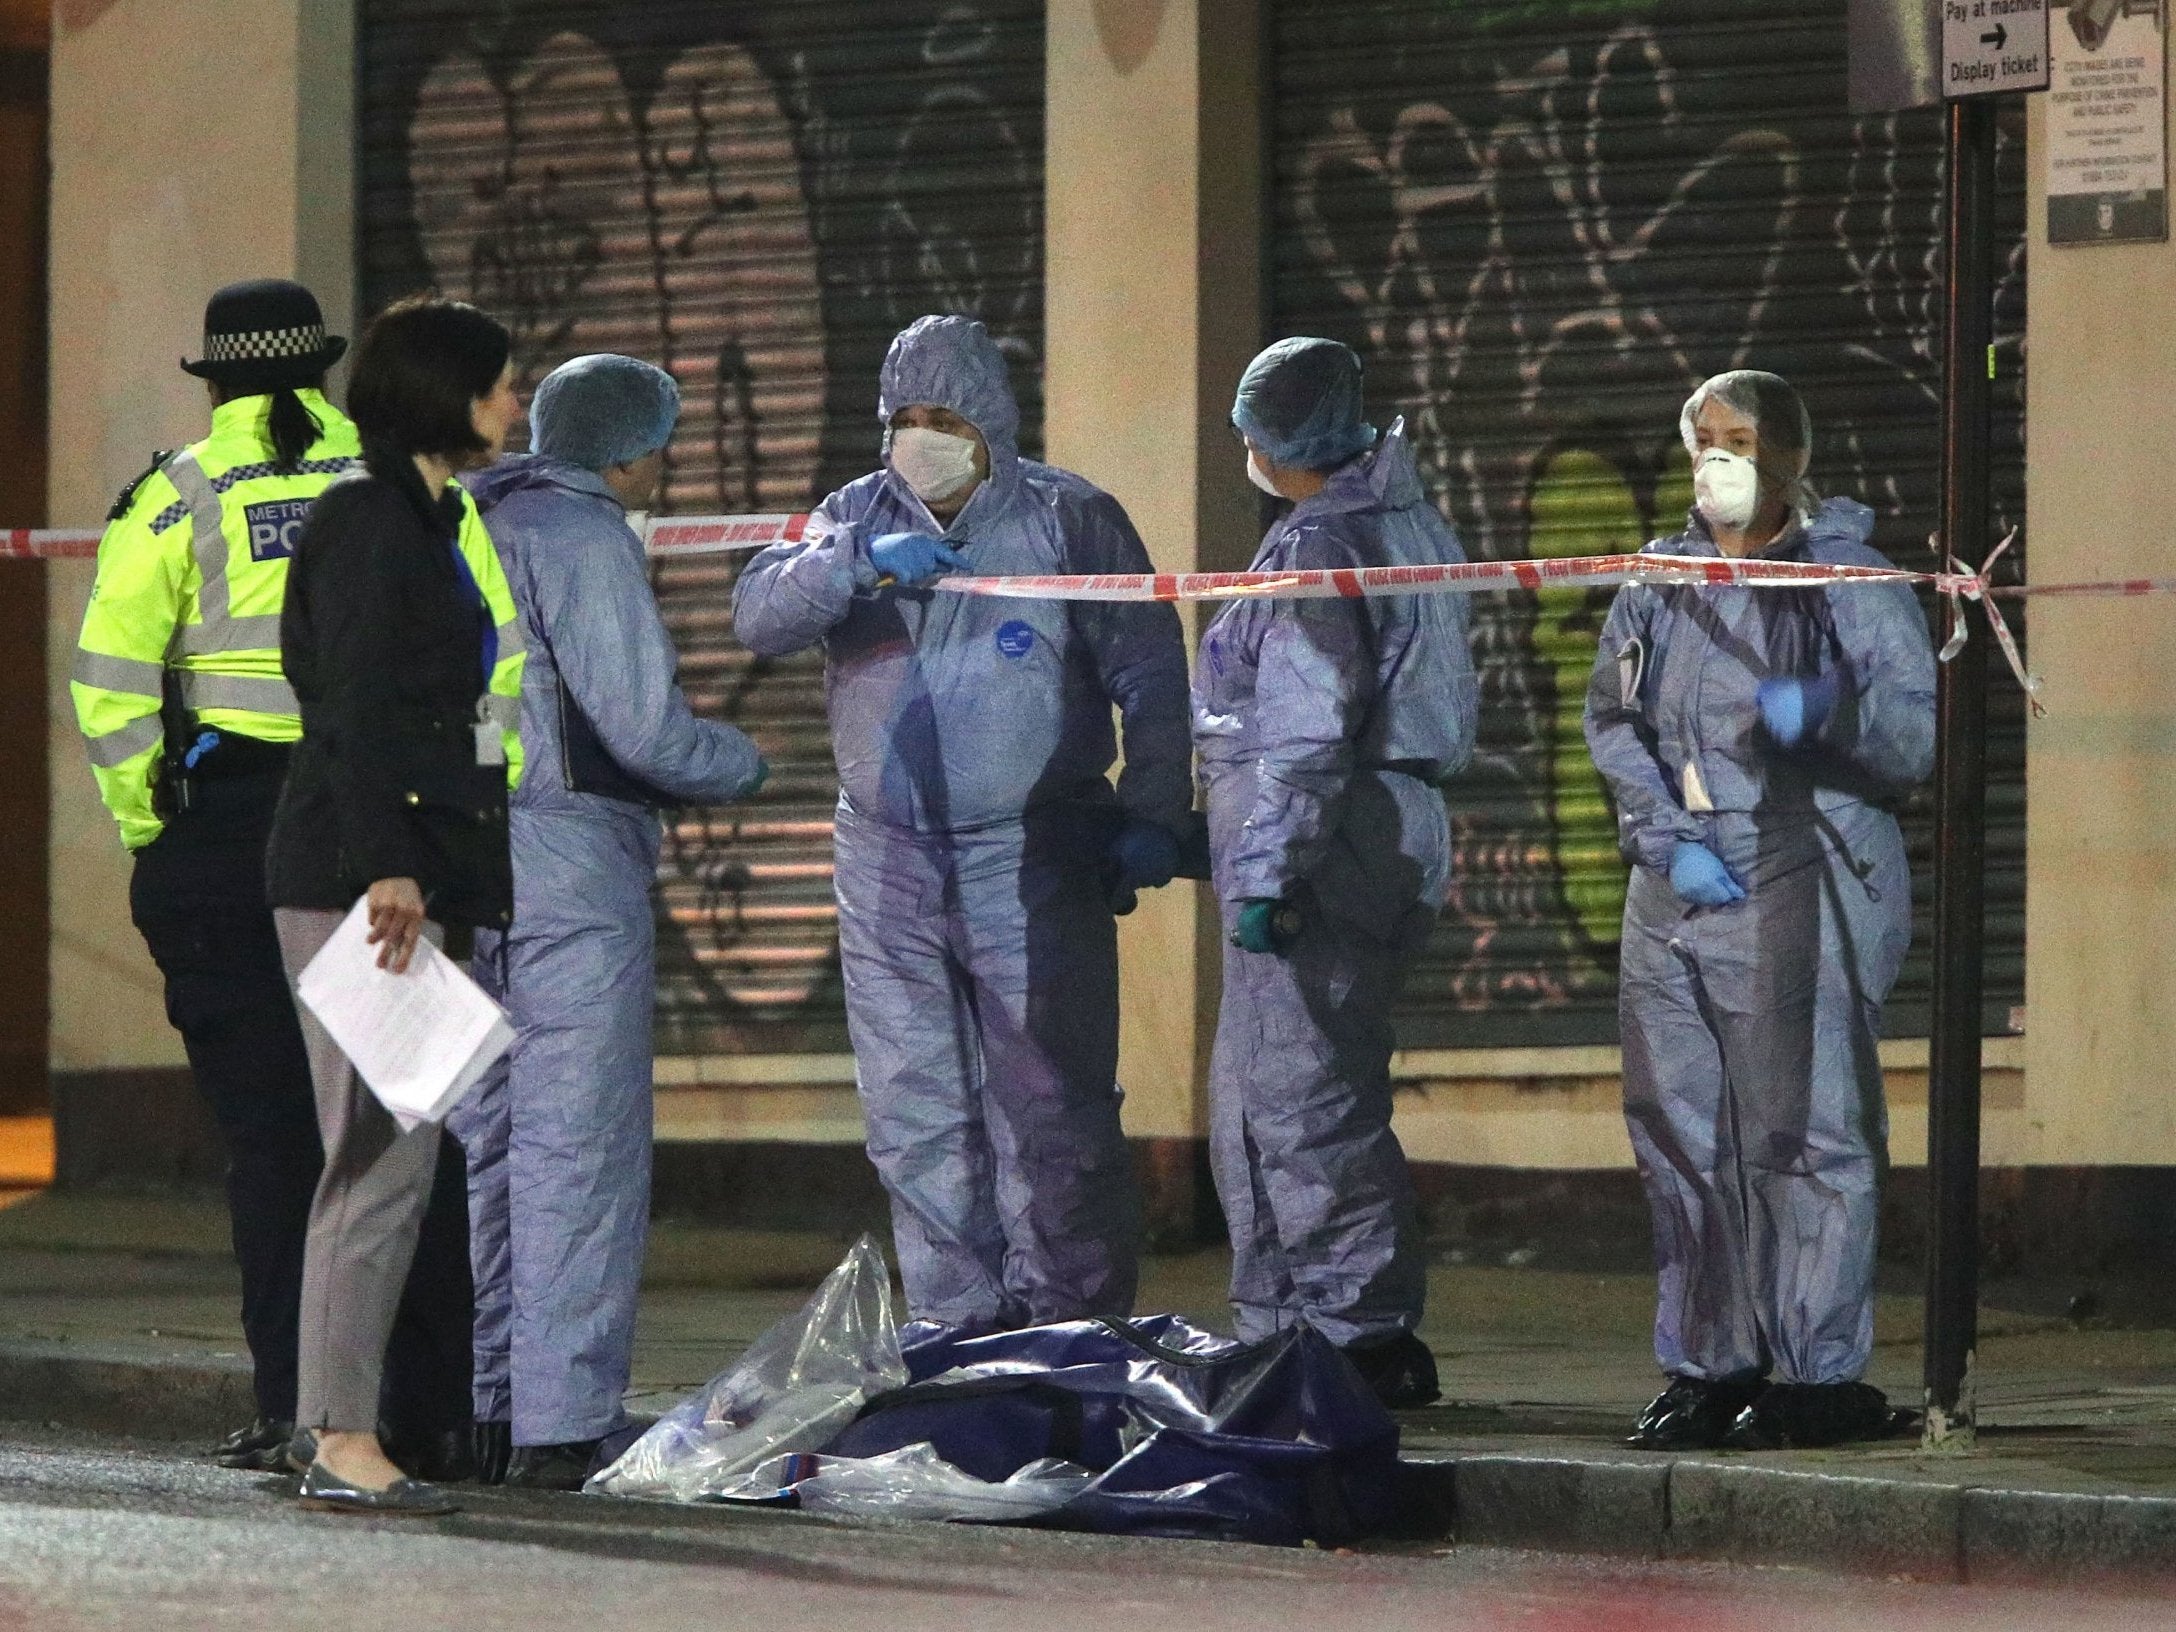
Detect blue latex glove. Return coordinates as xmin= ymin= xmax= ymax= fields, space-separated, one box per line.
xmin=1232 ymin=898 xmax=1302 ymax=955
xmin=1105 ymin=819 xmax=1183 ymax=917
xmin=1668 ymin=840 xmax=1747 ymax=908
xmin=868 ymin=532 xmax=967 ymax=588
xmin=737 ymin=755 xmax=771 ymax=799
xmin=1756 ymin=673 xmax=1839 ymax=749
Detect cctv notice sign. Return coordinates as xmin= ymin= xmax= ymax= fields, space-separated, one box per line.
xmin=2048 ymin=0 xmax=2169 ymax=244
xmin=1945 ymin=0 xmax=2053 ymax=94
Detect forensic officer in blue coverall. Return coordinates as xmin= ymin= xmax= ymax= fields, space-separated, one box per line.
xmin=732 ymin=315 xmax=1193 ymax=1333
xmin=1195 ymin=337 xmax=1478 ymax=1409
xmin=1584 ymin=370 xmax=1935 ymax=1451
xmin=455 ymin=356 xmax=767 ymax=1489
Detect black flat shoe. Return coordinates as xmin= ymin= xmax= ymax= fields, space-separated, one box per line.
xmin=285 ymin=1428 xmax=317 ymax=1474
xmin=504 ymin=1439 xmax=604 ymax=1492
xmin=215 ymin=1416 xmax=296 ymax=1471
xmin=1340 ymin=1331 xmax=1442 ymax=1410
xmin=1626 ymin=1371 xmax=1768 ymax=1450
xmin=296 ymin=1459 xmax=459 ymax=1516
xmin=1721 ymin=1380 xmax=1896 ymax=1450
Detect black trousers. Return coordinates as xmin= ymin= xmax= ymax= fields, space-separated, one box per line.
xmin=128 ymin=768 xmax=474 ymax=1433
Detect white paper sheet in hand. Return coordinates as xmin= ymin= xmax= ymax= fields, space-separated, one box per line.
xmin=295 ymin=897 xmax=513 ymax=1129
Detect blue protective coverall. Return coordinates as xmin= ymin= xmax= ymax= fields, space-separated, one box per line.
xmin=1193 ymin=420 xmax=1479 ymax=1345
xmin=452 ymin=455 xmax=764 ymax=1446
xmin=1583 ymin=497 xmax=1935 ymax=1387
xmin=731 ymin=317 xmax=1193 ymax=1331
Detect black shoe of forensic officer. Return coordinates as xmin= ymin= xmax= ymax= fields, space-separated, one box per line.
xmin=215 ymin=1416 xmax=297 ymax=1471
xmin=1721 ymin=1380 xmax=1896 ymax=1450
xmin=473 ymin=1419 xmax=513 ymax=1486
xmin=1340 ymin=1331 xmax=1442 ymax=1410
xmin=504 ymin=1438 xmax=605 ymax=1493
xmin=1626 ymin=1371 xmax=1769 ymax=1450
xmin=381 ymin=1420 xmax=480 ymax=1484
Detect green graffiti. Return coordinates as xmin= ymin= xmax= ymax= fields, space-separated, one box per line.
xmin=1526 ymin=442 xmax=1696 ymax=954
xmin=1654 ymin=441 xmax=1693 ymax=540
xmin=1526 ymin=449 xmax=1638 ymax=951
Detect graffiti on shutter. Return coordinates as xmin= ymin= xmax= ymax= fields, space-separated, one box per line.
xmin=1272 ymin=0 xmax=2026 ymax=1044
xmin=361 ymin=2 xmax=1045 ymax=1053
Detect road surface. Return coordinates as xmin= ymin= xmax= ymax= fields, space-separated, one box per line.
xmin=0 ymin=1429 xmax=2162 ymax=1631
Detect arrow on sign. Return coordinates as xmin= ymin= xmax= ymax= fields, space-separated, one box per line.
xmin=1982 ymin=23 xmax=2007 ymax=49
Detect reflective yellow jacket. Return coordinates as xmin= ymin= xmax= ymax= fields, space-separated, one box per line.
xmin=73 ymin=392 xmax=524 ymax=849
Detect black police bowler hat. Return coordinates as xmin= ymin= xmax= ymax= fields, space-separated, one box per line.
xmin=181 ymin=279 xmax=349 ymax=391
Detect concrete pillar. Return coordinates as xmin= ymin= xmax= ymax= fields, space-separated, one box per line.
xmin=1045 ymin=0 xmax=1262 ymax=1236
xmin=2021 ymin=80 xmax=2176 ymax=1167
xmin=47 ymin=0 xmax=355 ymax=1085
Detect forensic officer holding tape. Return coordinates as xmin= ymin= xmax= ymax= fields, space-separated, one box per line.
xmin=733 ymin=314 xmax=1193 ymax=1334
xmin=72 ymin=281 xmax=483 ymax=1478
xmin=1585 ymin=370 xmax=1935 ymax=1451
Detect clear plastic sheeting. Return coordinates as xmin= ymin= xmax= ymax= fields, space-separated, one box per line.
xmin=718 ymin=1445 xmax=1094 ymax=1522
xmin=588 ymin=1233 xmax=904 ymax=1501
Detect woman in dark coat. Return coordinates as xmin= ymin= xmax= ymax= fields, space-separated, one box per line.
xmin=267 ymin=297 xmax=523 ymax=1513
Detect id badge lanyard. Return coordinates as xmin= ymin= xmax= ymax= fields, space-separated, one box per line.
xmin=444 ymin=531 xmax=504 ymax=767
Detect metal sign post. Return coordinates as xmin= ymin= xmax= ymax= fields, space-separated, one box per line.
xmin=1924 ymin=85 xmax=1999 ymax=1452
xmin=1920 ymin=1 xmax=2034 ymax=1453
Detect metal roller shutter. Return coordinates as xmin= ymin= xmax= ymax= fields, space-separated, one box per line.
xmin=1270 ymin=0 xmax=2027 ymax=1047
xmin=358 ymin=0 xmax=1045 ymax=1055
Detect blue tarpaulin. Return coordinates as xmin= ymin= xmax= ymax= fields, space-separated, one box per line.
xmin=591 ymin=1238 xmax=1408 ymax=1546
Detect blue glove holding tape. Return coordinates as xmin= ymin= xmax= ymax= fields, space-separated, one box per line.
xmin=868 ymin=532 xmax=967 ymax=588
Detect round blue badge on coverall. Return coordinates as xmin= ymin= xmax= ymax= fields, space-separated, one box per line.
xmin=995 ymin=620 xmax=1036 ymax=659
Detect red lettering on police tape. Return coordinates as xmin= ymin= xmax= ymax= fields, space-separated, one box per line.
xmin=643 ymin=514 xmax=812 ymax=554
xmin=0 ymin=530 xmax=98 ymax=559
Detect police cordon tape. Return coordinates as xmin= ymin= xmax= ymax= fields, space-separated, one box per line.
xmin=643 ymin=513 xmax=813 ymax=555
xmin=0 ymin=530 xmax=97 ymax=559
xmin=37 ymin=508 xmax=2176 ymax=712
xmin=0 ymin=512 xmax=817 ymax=561
xmin=631 ymin=517 xmax=2066 ymax=709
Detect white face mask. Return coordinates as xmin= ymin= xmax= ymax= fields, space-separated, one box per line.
xmin=1692 ymin=448 xmax=1762 ymax=531
xmin=889 ymin=426 xmax=982 ymax=505
xmin=1246 ymin=448 xmax=1282 ymax=497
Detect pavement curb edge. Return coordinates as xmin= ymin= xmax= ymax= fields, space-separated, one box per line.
xmin=4 ymin=1340 xmax=2172 ymax=1582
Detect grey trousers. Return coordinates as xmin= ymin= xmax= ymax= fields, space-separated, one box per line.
xmin=275 ymin=906 xmax=448 ymax=1432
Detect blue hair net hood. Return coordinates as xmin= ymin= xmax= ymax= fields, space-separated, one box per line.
xmin=1231 ymin=336 xmax=1378 ymax=472
xmin=529 ymin=354 xmax=682 ymax=472
xmin=877 ymin=315 xmax=1022 ymax=475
